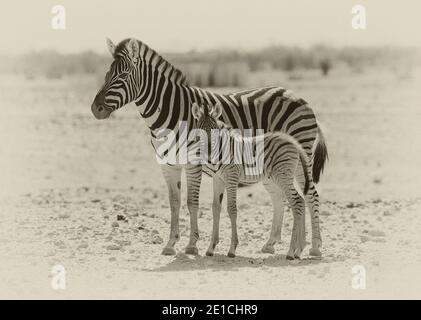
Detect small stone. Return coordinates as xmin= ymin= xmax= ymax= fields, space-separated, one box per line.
xmin=111 ymin=222 xmax=119 ymax=228
xmin=116 ymin=240 xmax=131 ymax=246
xmin=117 ymin=214 xmax=126 ymax=221
xmin=143 ymin=198 xmax=153 ymax=205
xmin=152 ymin=235 xmax=163 ymax=244
xmin=106 ymin=244 xmax=121 ymax=250
xmin=368 ymin=230 xmax=385 ymax=237
xmin=360 ymin=235 xmax=369 ymax=243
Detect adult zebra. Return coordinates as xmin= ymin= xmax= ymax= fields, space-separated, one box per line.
xmin=91 ymin=38 xmax=328 ymax=256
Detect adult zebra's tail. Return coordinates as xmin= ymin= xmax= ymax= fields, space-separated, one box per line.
xmin=312 ymin=123 xmax=328 ymax=184
xmin=298 ymin=145 xmax=310 ymax=195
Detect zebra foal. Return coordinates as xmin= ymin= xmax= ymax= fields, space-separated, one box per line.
xmin=192 ymin=102 xmax=322 ymax=259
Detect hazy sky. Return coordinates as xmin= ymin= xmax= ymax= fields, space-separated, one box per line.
xmin=1 ymin=0 xmax=420 ymax=54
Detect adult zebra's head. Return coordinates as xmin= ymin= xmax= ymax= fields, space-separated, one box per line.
xmin=91 ymin=38 xmax=141 ymax=120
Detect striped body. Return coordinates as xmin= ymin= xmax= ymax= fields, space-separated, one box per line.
xmin=196 ymin=128 xmax=309 ymax=188
xmin=91 ymin=38 xmax=328 ymax=256
xmin=192 ymin=103 xmax=321 ymax=258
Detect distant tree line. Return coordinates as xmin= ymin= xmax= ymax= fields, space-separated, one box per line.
xmin=0 ymin=45 xmax=418 ymax=86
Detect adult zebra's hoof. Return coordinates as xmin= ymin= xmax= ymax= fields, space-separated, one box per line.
xmin=309 ymin=248 xmax=322 ymax=257
xmin=286 ymin=254 xmax=295 ymax=260
xmin=261 ymin=245 xmax=275 ymax=254
xmin=161 ymin=247 xmax=176 ymax=256
xmin=185 ymin=246 xmax=199 ymax=255
xmin=227 ymin=252 xmax=236 ymax=258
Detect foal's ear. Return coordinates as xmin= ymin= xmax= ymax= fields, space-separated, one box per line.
xmin=192 ymin=103 xmax=202 ymax=120
xmin=210 ymin=103 xmax=223 ymax=119
xmin=106 ymin=37 xmax=116 ymax=57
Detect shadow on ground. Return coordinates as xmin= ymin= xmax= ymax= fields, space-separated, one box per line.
xmin=143 ymin=252 xmax=329 ymax=272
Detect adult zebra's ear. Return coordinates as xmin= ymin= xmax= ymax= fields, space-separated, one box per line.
xmin=127 ymin=38 xmax=140 ymax=63
xmin=210 ymin=103 xmax=223 ymax=119
xmin=106 ymin=38 xmax=116 ymax=57
xmin=192 ymin=103 xmax=202 ymax=120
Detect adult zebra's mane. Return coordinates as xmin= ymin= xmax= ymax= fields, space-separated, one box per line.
xmin=114 ymin=38 xmax=187 ymax=85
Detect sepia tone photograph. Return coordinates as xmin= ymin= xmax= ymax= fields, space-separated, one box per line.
xmin=0 ymin=0 xmax=420 ymax=302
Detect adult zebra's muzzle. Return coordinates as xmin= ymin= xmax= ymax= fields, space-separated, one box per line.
xmin=91 ymin=93 xmax=112 ymax=120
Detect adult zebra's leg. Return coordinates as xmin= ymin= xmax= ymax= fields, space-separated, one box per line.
xmin=292 ymin=142 xmax=314 ymax=257
xmin=273 ymin=173 xmax=306 ymax=260
xmin=185 ymin=164 xmax=202 ymax=255
xmin=206 ymin=177 xmax=225 ymax=256
xmin=261 ymin=180 xmax=285 ymax=254
xmin=161 ymin=165 xmax=183 ymax=256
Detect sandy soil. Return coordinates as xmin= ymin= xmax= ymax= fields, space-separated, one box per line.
xmin=1 ymin=68 xmax=421 ymax=299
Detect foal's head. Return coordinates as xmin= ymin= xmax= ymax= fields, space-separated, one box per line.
xmin=191 ymin=102 xmax=223 ymax=162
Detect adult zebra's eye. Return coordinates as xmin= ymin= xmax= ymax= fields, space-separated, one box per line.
xmin=120 ymin=72 xmax=129 ymax=80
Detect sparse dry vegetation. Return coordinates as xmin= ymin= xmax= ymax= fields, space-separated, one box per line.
xmin=1 ymin=46 xmax=418 ymax=87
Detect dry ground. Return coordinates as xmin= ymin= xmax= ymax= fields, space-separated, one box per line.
xmin=0 ymin=67 xmax=421 ymax=299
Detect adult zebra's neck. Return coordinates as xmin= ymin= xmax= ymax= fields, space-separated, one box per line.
xmin=129 ymin=41 xmax=227 ymax=134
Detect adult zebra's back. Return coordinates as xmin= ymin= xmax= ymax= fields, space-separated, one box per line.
xmin=91 ymin=38 xmax=328 ymax=255
xmin=188 ymin=86 xmax=327 ymax=184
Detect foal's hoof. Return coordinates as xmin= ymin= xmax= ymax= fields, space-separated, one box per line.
xmin=286 ymin=254 xmax=295 ymax=260
xmin=185 ymin=246 xmax=199 ymax=255
xmin=227 ymin=252 xmax=236 ymax=258
xmin=205 ymin=251 xmax=214 ymax=257
xmin=161 ymin=247 xmax=176 ymax=256
xmin=309 ymin=248 xmax=322 ymax=257
xmin=261 ymin=245 xmax=275 ymax=254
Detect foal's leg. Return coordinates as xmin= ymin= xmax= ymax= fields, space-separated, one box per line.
xmin=305 ymin=183 xmax=322 ymax=257
xmin=185 ymin=164 xmax=202 ymax=255
xmin=206 ymin=177 xmax=225 ymax=256
xmin=261 ymin=180 xmax=285 ymax=254
xmin=161 ymin=165 xmax=182 ymax=255
xmin=294 ymin=169 xmax=307 ymax=257
xmin=224 ymin=169 xmax=240 ymax=258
